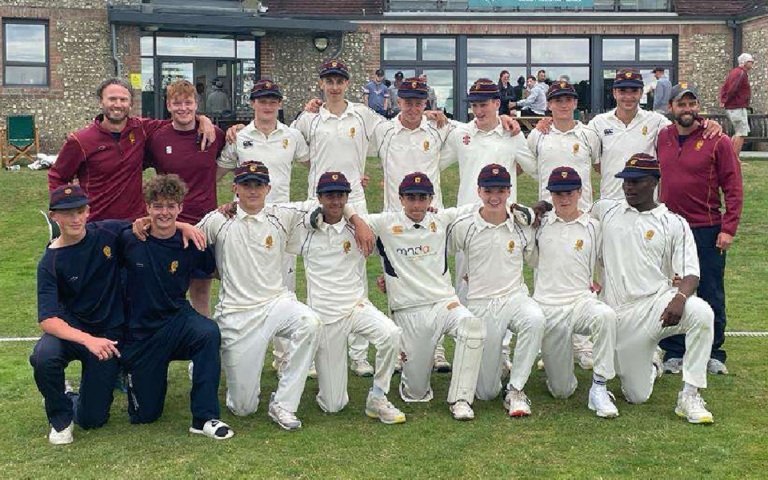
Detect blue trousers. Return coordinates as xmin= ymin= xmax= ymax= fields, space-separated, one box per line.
xmin=30 ymin=332 xmax=121 ymax=431
xmin=660 ymin=225 xmax=727 ymax=362
xmin=122 ymin=307 xmax=222 ymax=426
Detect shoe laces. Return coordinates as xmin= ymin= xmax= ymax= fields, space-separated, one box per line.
xmin=508 ymin=389 xmax=530 ymax=405
xmin=684 ymin=393 xmax=708 ymax=412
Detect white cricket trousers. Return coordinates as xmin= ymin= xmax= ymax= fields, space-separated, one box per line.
xmin=615 ymin=288 xmax=714 ymax=404
xmin=393 ymin=297 xmax=485 ymax=404
xmin=539 ymin=295 xmax=617 ymax=399
xmin=467 ymin=291 xmax=545 ymax=399
xmin=315 ymin=300 xmax=402 ymax=413
xmin=217 ymin=293 xmax=320 ymax=415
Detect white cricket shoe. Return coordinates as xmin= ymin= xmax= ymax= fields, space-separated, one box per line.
xmin=351 ymin=359 xmax=374 ymax=377
xmin=675 ymin=391 xmax=714 ymax=424
xmin=307 ymin=361 xmax=318 ymax=379
xmin=365 ymin=392 xmax=406 ymax=425
xmin=450 ymin=400 xmax=475 ymax=421
xmin=433 ymin=349 xmax=452 ymax=373
xmin=663 ymin=357 xmax=683 ymax=374
xmin=575 ymin=351 xmax=594 ymax=370
xmin=652 ymin=349 xmax=664 ymax=380
xmin=707 ymin=359 xmax=729 ymax=375
xmin=189 ymin=419 xmax=234 ymax=440
xmin=503 ymin=389 xmax=532 ymax=417
xmin=268 ymin=393 xmax=302 ymax=431
xmin=49 ymin=422 xmax=74 ymax=445
xmin=588 ymin=386 xmax=619 ymax=418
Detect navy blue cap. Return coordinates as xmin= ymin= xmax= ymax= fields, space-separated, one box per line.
xmin=615 ymin=153 xmax=661 ymax=179
xmin=477 ymin=164 xmax=512 ymax=188
xmin=316 ymin=171 xmax=352 ymax=194
xmin=319 ymin=59 xmax=350 ymax=80
xmin=50 ymin=184 xmax=89 ymax=210
xmin=546 ymin=166 xmax=582 ymax=192
xmin=397 ymin=77 xmax=429 ymax=99
xmin=612 ymin=68 xmax=644 ymax=89
xmin=250 ymin=79 xmax=283 ymax=100
xmin=467 ymin=78 xmax=500 ymax=102
xmin=234 ymin=161 xmax=270 ymax=184
xmin=399 ymin=172 xmax=434 ymax=195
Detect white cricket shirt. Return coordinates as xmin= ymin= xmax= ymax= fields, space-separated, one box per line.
xmin=217 ymin=121 xmax=309 ymax=203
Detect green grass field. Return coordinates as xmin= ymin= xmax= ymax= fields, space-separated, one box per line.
xmin=1 ymin=160 xmax=766 ymax=478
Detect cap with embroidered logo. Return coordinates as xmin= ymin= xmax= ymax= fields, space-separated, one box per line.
xmin=612 ymin=68 xmax=644 ymax=89
xmin=316 ymin=171 xmax=352 ymax=194
xmin=546 ymin=166 xmax=582 ymax=192
xmin=250 ymin=79 xmax=283 ymax=100
xmin=319 ymin=59 xmax=350 ymax=79
xmin=467 ymin=78 xmax=500 ymax=102
xmin=477 ymin=163 xmax=512 ymax=188
xmin=615 ymin=153 xmax=661 ymax=179
xmin=234 ymin=161 xmax=270 ymax=184
xmin=397 ymin=77 xmax=429 ymax=99
xmin=547 ymin=81 xmax=578 ymax=100
xmin=50 ymin=184 xmax=89 ymax=210
xmin=670 ymin=81 xmax=699 ymax=102
xmin=399 ymin=172 xmax=434 ymax=195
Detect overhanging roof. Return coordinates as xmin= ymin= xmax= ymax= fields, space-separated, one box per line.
xmin=107 ymin=6 xmax=357 ymax=34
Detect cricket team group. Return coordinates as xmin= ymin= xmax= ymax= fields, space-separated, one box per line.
xmin=32 ymin=58 xmax=743 ymax=445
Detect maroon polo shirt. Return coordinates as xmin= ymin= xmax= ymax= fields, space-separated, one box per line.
xmin=49 ymin=115 xmax=167 ymax=222
xmin=657 ymin=124 xmax=743 ymax=236
xmin=718 ymin=66 xmax=751 ymax=109
xmin=144 ymin=122 xmax=226 ymax=224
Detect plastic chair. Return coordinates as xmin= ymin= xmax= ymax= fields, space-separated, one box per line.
xmin=2 ymin=115 xmax=39 ymax=167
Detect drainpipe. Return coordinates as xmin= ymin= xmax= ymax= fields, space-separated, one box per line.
xmin=727 ymin=19 xmax=742 ymax=68
xmin=111 ymin=23 xmax=122 ymax=77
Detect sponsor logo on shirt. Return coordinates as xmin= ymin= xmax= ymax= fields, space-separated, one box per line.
xmin=603 ymin=129 xmax=614 ymax=136
xmin=103 ymin=246 xmax=112 ymax=259
xmin=243 ymin=140 xmax=254 ymax=148
xmin=395 ymin=244 xmax=433 ymax=256
xmin=343 ymin=240 xmax=351 ymax=254
xmin=644 ymin=230 xmax=655 ymax=241
xmin=265 ymin=235 xmax=274 ymax=249
xmin=462 ymin=134 xmax=471 ymax=145
xmin=392 ymin=225 xmax=404 ymax=235
xmin=575 ymin=239 xmax=584 ymax=251
xmin=169 ymin=260 xmax=179 ymax=274
xmin=165 ymin=145 xmax=172 ymax=154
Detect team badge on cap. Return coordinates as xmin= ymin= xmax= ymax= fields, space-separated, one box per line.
xmin=615 ymin=153 xmax=661 ymax=179
xmin=613 ymin=68 xmax=644 ymax=89
xmin=398 ymin=77 xmax=429 ymax=99
xmin=250 ymin=79 xmax=283 ymax=100
xmin=399 ymin=172 xmax=435 ymax=195
xmin=546 ymin=166 xmax=582 ymax=192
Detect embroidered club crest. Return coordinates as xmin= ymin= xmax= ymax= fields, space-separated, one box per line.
xmin=265 ymin=235 xmax=273 ymax=249
xmin=561 ymin=171 xmax=568 ymax=178
xmin=695 ymin=140 xmax=704 ymax=151
xmin=128 ymin=132 xmax=135 ymax=144
xmin=560 ymin=81 xmax=567 ymax=88
xmin=64 ymin=188 xmax=72 ymax=195
xmin=414 ymin=177 xmax=421 ymax=184
xmin=249 ymin=164 xmax=258 ymax=172
xmin=282 ymin=138 xmax=289 ymax=149
xmin=642 ymin=126 xmax=648 ymax=136
xmin=343 ymin=240 xmax=351 ymax=254
xmin=462 ymin=134 xmax=471 ymax=145
xmin=507 ymin=240 xmax=515 ymax=252
xmin=265 ymin=81 xmax=272 ymax=89
xmin=332 ymin=174 xmax=339 ymax=180
xmin=331 ymin=61 xmax=338 ymax=68
xmin=625 ymin=71 xmax=633 ymax=79
xmin=169 ymin=260 xmax=179 ymax=274
xmin=349 ymin=127 xmax=356 ymax=138
xmin=103 ymin=246 xmax=112 ymax=259
xmin=630 ymin=159 xmax=638 ymax=166
xmin=492 ymin=168 xmax=499 ymax=175
xmin=680 ymin=82 xmax=688 ymax=89
xmin=412 ymin=81 xmax=418 ymax=88
xmin=575 ymin=239 xmax=584 ymax=251
xmin=423 ymin=140 xmax=430 ymax=151
xmin=572 ymin=144 xmax=580 ymax=154
xmin=429 ymin=221 xmax=436 ymax=233
xmin=392 ymin=225 xmax=403 ymax=234
xmin=644 ymin=230 xmax=655 ymax=241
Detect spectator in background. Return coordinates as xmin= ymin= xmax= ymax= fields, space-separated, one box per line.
xmin=498 ymin=70 xmax=516 ymax=116
xmin=389 ymin=71 xmax=404 ymax=117
xmin=537 ymin=69 xmax=550 ymax=86
xmin=513 ymin=76 xmax=526 ymax=103
xmin=363 ymin=68 xmax=390 ymax=117
xmin=652 ymin=67 xmax=672 ymax=114
xmin=420 ymin=73 xmax=439 ymax=110
xmin=206 ymin=78 xmax=230 ymax=115
xmin=512 ymin=74 xmax=548 ymax=116
xmin=719 ymin=53 xmax=755 ymax=157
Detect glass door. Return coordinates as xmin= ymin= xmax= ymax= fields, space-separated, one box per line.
xmin=422 ymin=68 xmax=455 ymax=118
xmin=156 ymin=59 xmax=194 ymax=118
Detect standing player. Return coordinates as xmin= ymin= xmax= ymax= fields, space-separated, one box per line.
xmin=196 ymin=162 xmax=323 ymax=431
xmin=592 ymin=154 xmax=716 ymax=424
xmin=657 ymin=83 xmax=743 ymax=375
xmin=144 ymin=79 xmax=226 ymax=317
xmin=354 ymin=172 xmax=486 ymax=421
xmin=216 ymin=79 xmax=310 ymax=375
xmin=289 ymin=171 xmax=405 ymax=424
xmin=447 ymin=165 xmax=545 ymax=417
xmin=292 ymin=59 xmax=385 ymax=376
xmin=526 ymin=81 xmax=602 ymax=370
xmin=120 ymin=175 xmax=233 ymax=439
xmin=532 ymin=167 xmax=619 ymax=418
xmin=31 ymin=185 xmax=124 ymax=445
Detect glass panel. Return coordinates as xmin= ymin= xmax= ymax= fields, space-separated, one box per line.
xmin=422 ymin=69 xmax=454 ymax=116
xmin=422 ymin=38 xmax=455 ymax=61
xmin=531 ymin=38 xmax=589 ymax=64
xmin=383 ymin=38 xmax=417 ymax=61
xmin=532 ymin=66 xmax=591 ymax=111
xmin=4 ymin=23 xmax=46 ymax=63
xmin=140 ymin=35 xmax=154 ymax=56
xmin=467 ymin=38 xmax=526 ymax=64
xmin=235 ymin=60 xmax=257 ymax=112
xmin=639 ymin=38 xmax=673 ymax=61
xmin=4 ymin=65 xmax=46 ymax=85
xmin=603 ymin=38 xmax=635 ymax=61
xmin=467 ymin=66 xmax=526 ymax=92
xmin=141 ymin=58 xmax=155 ymax=118
xmin=602 ymin=68 xmax=656 ymax=109
xmin=237 ymin=39 xmax=255 ymax=59
xmin=160 ymin=62 xmax=194 ymax=89
xmin=384 ymin=68 xmax=416 ymax=81
xmin=156 ymin=35 xmax=235 ymax=57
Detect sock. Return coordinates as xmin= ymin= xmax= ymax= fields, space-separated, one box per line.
xmin=592 ymin=374 xmax=607 ymax=387
xmin=371 ymin=385 xmax=386 ymax=399
xmin=682 ymin=382 xmax=697 ymax=396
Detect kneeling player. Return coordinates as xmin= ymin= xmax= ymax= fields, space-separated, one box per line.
xmin=31 ymin=185 xmax=124 ymax=445
xmin=533 ymin=167 xmax=619 ymax=418
xmin=448 ymin=164 xmax=545 ymax=417
xmin=291 ymin=172 xmax=405 ymax=424
xmin=121 ymin=175 xmax=233 ymax=439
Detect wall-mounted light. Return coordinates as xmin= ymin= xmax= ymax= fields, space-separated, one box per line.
xmin=313 ymin=35 xmax=329 ymax=52
xmin=251 ymin=29 xmax=266 ymax=37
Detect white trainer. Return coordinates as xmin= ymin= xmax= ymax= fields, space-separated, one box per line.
xmin=588 ymin=386 xmax=619 ymax=418
xmin=48 ymin=422 xmax=74 ymax=445
xmin=652 ymin=349 xmax=664 ymax=380
xmin=189 ymin=419 xmax=234 ymax=440
xmin=365 ymin=392 xmax=406 ymax=425
xmin=503 ymin=389 xmax=531 ymax=417
xmin=707 ymin=359 xmax=729 ymax=375
xmin=268 ymin=393 xmax=302 ymax=431
xmin=351 ymin=359 xmax=374 ymax=377
xmin=450 ymin=400 xmax=475 ymax=421
xmin=271 ymin=358 xmax=287 ymax=379
xmin=663 ymin=357 xmax=683 ymax=374
xmin=575 ymin=351 xmax=594 ymax=370
xmin=433 ymin=349 xmax=452 ymax=373
xmin=307 ymin=361 xmax=318 ymax=379
xmin=675 ymin=391 xmax=714 ymax=424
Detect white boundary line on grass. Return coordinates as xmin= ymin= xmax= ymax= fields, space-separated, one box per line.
xmin=0 ymin=332 xmax=767 ymax=341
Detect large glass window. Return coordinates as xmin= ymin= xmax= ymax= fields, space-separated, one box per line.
xmin=383 ymin=38 xmax=417 ymax=61
xmin=531 ymin=39 xmax=589 ymax=64
xmin=639 ymin=38 xmax=673 ymax=61
xmin=467 ymin=38 xmax=526 ymax=64
xmin=156 ymin=34 xmax=236 ymax=57
xmin=602 ymin=38 xmax=635 ymax=61
xmin=422 ymin=38 xmax=455 ymax=61
xmin=3 ymin=20 xmax=48 ymax=86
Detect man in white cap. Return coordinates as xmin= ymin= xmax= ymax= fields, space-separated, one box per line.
xmin=719 ymin=53 xmax=755 ymax=157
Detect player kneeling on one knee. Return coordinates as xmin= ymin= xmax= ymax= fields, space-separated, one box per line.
xmin=295 ymin=172 xmax=405 ymax=424
xmin=592 ymin=154 xmax=715 ymax=424
xmin=447 ymin=164 xmax=545 ymax=417
xmin=120 ymin=175 xmax=233 ymax=439
xmin=533 ymin=167 xmax=619 ymax=418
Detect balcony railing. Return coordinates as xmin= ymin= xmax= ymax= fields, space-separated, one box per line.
xmin=386 ymin=0 xmax=673 ymax=12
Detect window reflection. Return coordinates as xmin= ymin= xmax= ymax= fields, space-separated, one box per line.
xmin=534 ymin=66 xmax=591 ymax=111
xmin=422 ymin=69 xmax=454 ymax=116
xmin=4 ymin=23 xmax=46 ymax=62
xmin=531 ymin=39 xmax=589 ymax=64
xmin=467 ymin=67 xmax=526 ymax=92
xmin=603 ymin=38 xmax=635 ymax=61
xmin=467 ymin=38 xmax=526 ymax=64
xmin=639 ymin=38 xmax=672 ymax=61
xmin=237 ymin=40 xmax=255 ymax=59
xmin=422 ymin=38 xmax=455 ymax=61
xmin=384 ymin=68 xmax=416 ymax=80
xmin=140 ymin=36 xmax=154 ymax=56
xmin=5 ymin=66 xmax=46 ymax=85
xmin=156 ymin=35 xmax=236 ymax=57
xmin=383 ymin=38 xmax=417 ymax=61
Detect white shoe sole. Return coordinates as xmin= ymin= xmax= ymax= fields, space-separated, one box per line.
xmin=588 ymin=402 xmax=619 ymax=418
xmin=675 ymin=409 xmax=714 ymax=424
xmin=365 ymin=409 xmax=406 ymax=425
xmin=269 ymin=411 xmax=301 ymax=431
xmin=189 ymin=426 xmax=235 ymax=440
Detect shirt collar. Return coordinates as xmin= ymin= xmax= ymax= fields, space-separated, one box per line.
xmin=469 ymin=118 xmax=505 ymax=137
xmin=550 ymin=121 xmax=584 ymax=136
xmin=473 ymin=209 xmax=515 ymax=231
xmin=236 ymin=204 xmax=266 ymax=221
xmin=399 ymin=211 xmax=429 ymax=230
xmin=394 ymin=115 xmax=430 ymax=133
xmin=243 ymin=120 xmax=287 ymax=138
xmin=620 ymin=200 xmax=669 ymax=218
xmin=320 ymin=101 xmax=354 ymax=121
xmin=546 ymin=210 xmax=591 ymax=226
xmin=319 ymin=217 xmax=349 ymax=234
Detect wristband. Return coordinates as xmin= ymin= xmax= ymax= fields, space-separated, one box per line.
xmin=675 ymin=291 xmax=688 ymax=301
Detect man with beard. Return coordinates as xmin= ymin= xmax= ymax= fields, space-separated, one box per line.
xmin=656 ymin=82 xmax=743 ymax=376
